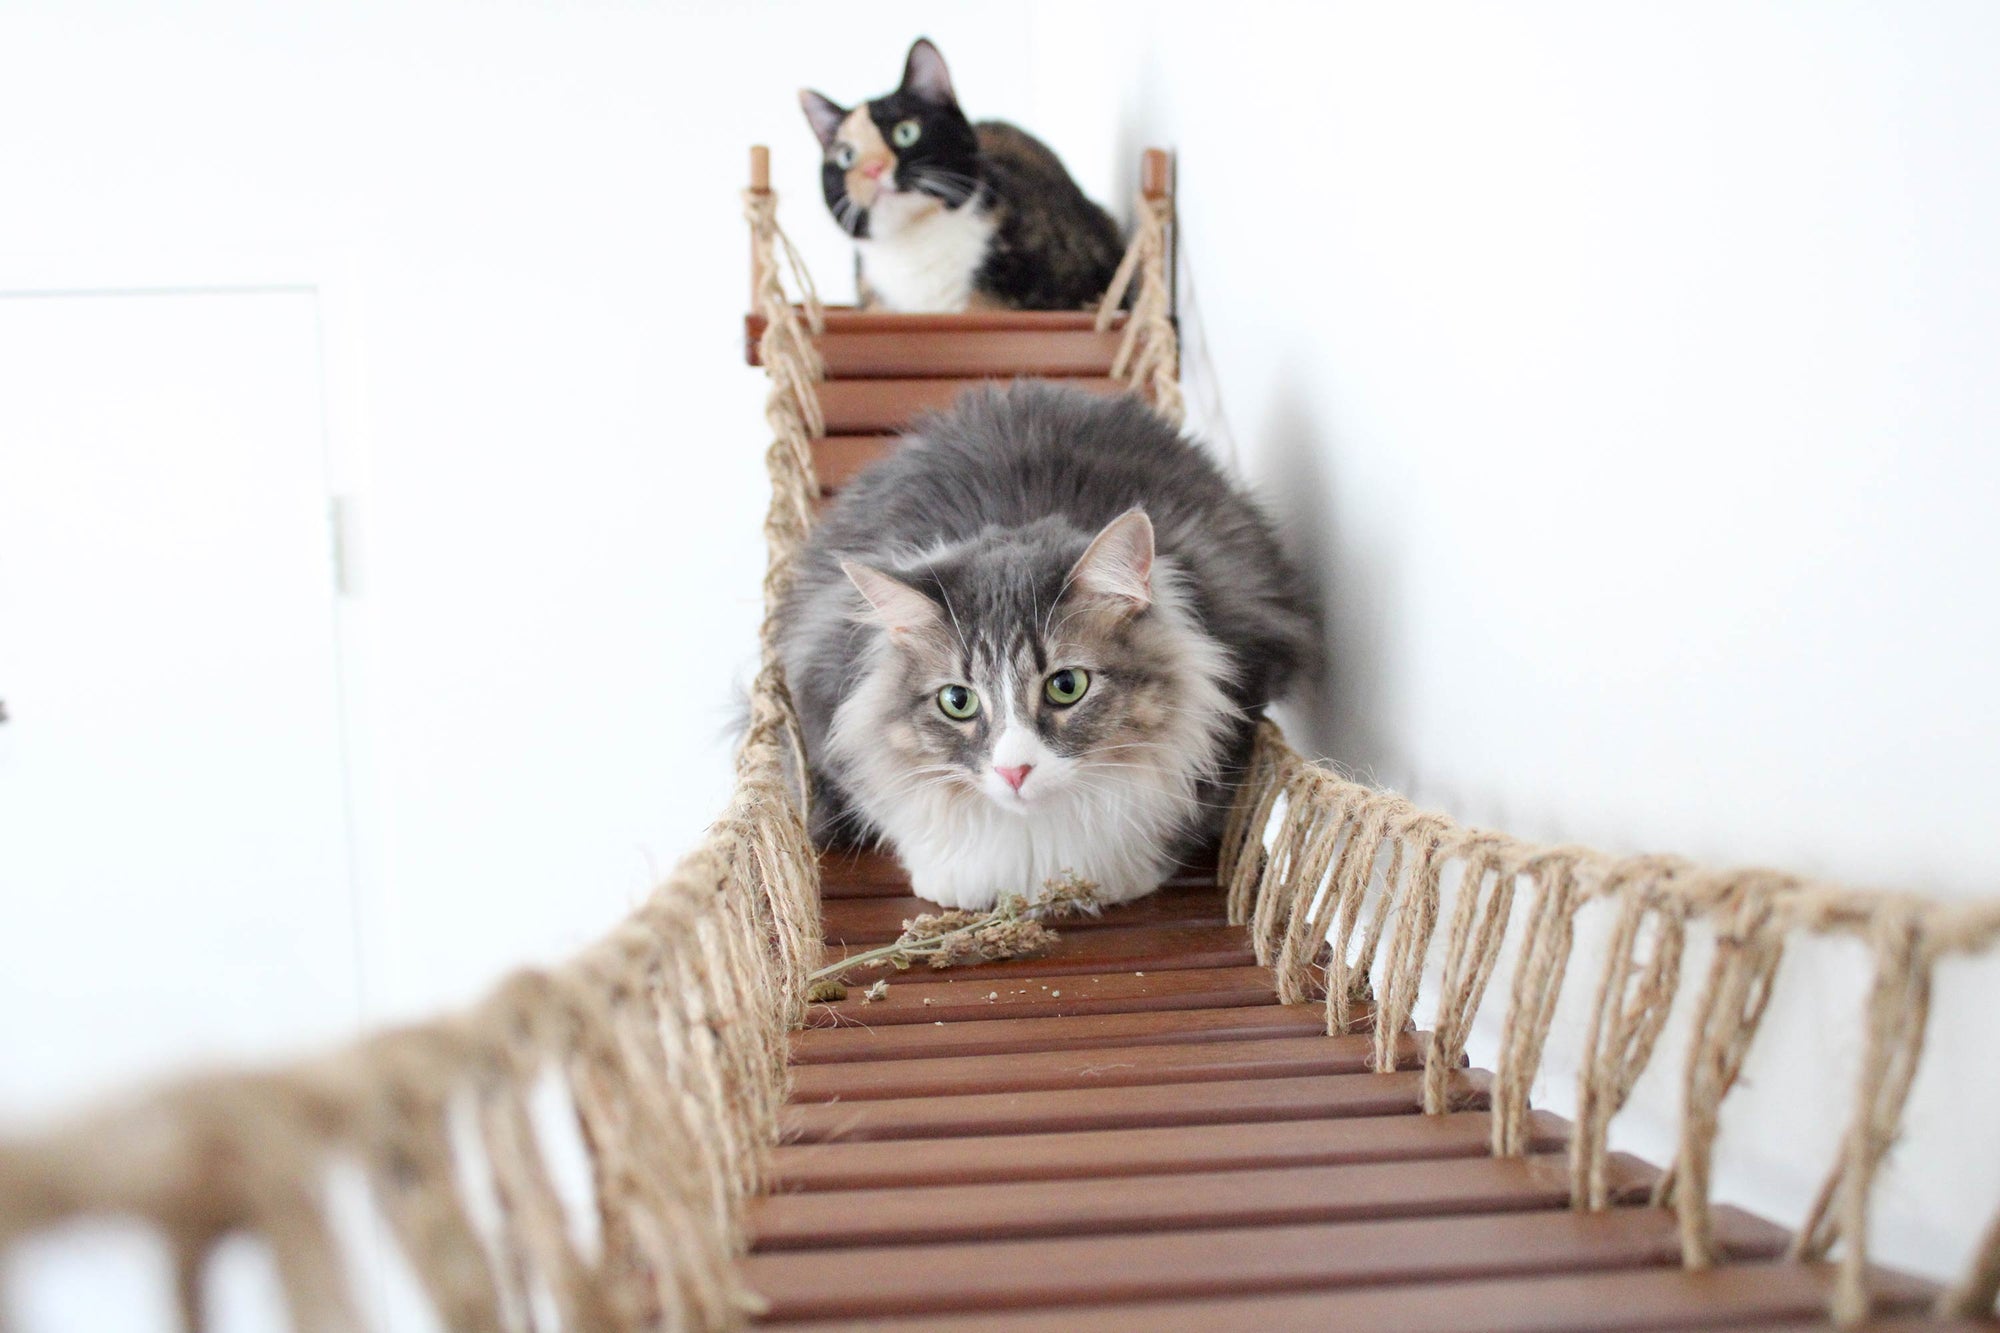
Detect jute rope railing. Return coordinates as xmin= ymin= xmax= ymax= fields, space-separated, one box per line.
xmin=0 ymin=159 xmax=830 ymax=1333
xmin=1217 ymin=719 xmax=2000 ymax=1325
xmin=1096 ymin=148 xmax=1183 ymax=427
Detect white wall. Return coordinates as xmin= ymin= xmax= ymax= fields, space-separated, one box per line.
xmin=1033 ymin=0 xmax=2000 ymax=1288
xmin=4 ymin=0 xmax=1999 ymax=1324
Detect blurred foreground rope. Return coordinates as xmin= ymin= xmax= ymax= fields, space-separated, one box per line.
xmin=1218 ymin=719 xmax=2000 ymax=1326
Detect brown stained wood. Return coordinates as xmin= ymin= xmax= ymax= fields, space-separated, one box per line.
xmin=781 ymin=1069 xmax=1487 ymax=1144
xmin=750 ymin=1151 xmax=1656 ymax=1252
xmin=811 ymin=436 xmax=898 ymax=494
xmin=741 ymin=1203 xmax=1791 ymax=1322
xmin=795 ymin=992 xmax=1310 ymax=1056
xmin=771 ymin=1261 xmax=1943 ymax=1332
xmin=768 ymin=1110 xmax=1570 ymax=1193
xmin=818 ymin=849 xmax=1218 ymax=900
xmin=821 ymin=887 xmax=1229 ymax=947
xmin=817 ymin=378 xmax=1127 ymax=434
xmin=788 ymin=1033 xmax=1419 ymax=1104
xmin=804 ymin=966 xmax=1292 ymax=1033
xmin=827 ymin=925 xmax=1256 ymax=985
xmin=769 ymin=330 xmax=1123 ymax=380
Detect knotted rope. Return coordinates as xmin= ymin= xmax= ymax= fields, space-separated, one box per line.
xmin=0 ymin=178 xmax=835 ymax=1333
xmin=1218 ymin=720 xmax=2000 ymax=1324
xmin=1096 ymin=187 xmax=1183 ymax=426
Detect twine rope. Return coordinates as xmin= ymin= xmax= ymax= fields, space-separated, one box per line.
xmin=1217 ymin=719 xmax=2000 ymax=1322
xmin=1096 ymin=190 xmax=1184 ymax=426
xmin=0 ymin=183 xmax=833 ymax=1333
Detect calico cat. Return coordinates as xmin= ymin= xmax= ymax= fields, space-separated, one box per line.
xmin=799 ymin=39 xmax=1125 ymax=313
xmin=778 ymin=384 xmax=1317 ymax=909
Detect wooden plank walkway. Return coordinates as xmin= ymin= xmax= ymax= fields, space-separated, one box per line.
xmin=737 ymin=188 xmax=1978 ymax=1325
xmin=737 ymin=853 xmax=1960 ymax=1328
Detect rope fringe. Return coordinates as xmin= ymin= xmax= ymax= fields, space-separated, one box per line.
xmin=1097 ymin=190 xmax=1183 ymax=425
xmin=0 ymin=181 xmax=836 ymax=1332
xmin=1218 ymin=720 xmax=2000 ymax=1323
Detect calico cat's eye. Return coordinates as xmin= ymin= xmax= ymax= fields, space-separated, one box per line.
xmin=937 ymin=684 xmax=981 ymax=720
xmin=892 ymin=119 xmax=922 ymax=148
xmin=831 ymin=143 xmax=857 ymax=169
xmin=1044 ymin=668 xmax=1090 ymax=707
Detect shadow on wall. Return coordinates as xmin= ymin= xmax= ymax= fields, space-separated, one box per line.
xmin=1248 ymin=376 xmax=1399 ymax=783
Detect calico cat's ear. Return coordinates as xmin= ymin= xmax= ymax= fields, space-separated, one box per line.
xmin=843 ymin=561 xmax=943 ymax=636
xmin=900 ymin=37 xmax=957 ymax=106
xmin=800 ymin=89 xmax=847 ymax=148
xmin=1066 ymin=509 xmax=1154 ymax=614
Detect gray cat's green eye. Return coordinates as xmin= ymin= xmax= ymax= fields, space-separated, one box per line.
xmin=1044 ymin=668 xmax=1090 ymax=707
xmin=832 ymin=143 xmax=857 ymax=169
xmin=892 ymin=119 xmax=921 ymax=148
xmin=937 ymin=684 xmax=980 ymax=720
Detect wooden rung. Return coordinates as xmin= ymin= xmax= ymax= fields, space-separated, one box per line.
xmin=803 ymin=966 xmax=1290 ymax=1032
xmin=796 ymin=987 xmax=1304 ymax=1051
xmin=741 ymin=1203 xmax=1791 ymax=1322
xmin=747 ymin=324 xmax=1125 ymax=378
xmin=788 ymin=1033 xmax=1419 ymax=1104
xmin=809 ymin=435 xmax=898 ymax=494
xmin=779 ymin=1069 xmax=1487 ymax=1144
xmin=821 ymin=887 xmax=1229 ymax=946
xmin=765 ymin=1260 xmax=1942 ymax=1331
xmin=827 ymin=925 xmax=1256 ymax=985
xmin=817 ymin=377 xmax=1128 ymax=434
xmin=780 ymin=1024 xmax=1408 ymax=1096
xmin=750 ymin=1152 xmax=1656 ymax=1252
xmin=817 ymin=849 xmax=1217 ymax=899
xmin=767 ymin=1110 xmax=1571 ymax=1193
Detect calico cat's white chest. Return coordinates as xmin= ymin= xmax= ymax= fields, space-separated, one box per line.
xmin=857 ymin=196 xmax=998 ymax=313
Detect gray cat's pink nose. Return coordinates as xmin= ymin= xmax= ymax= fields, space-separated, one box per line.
xmin=995 ymin=764 xmax=1033 ymax=793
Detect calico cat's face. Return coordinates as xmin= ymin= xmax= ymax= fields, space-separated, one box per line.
xmin=828 ymin=512 xmax=1237 ymax=824
xmin=799 ymin=38 xmax=981 ymax=238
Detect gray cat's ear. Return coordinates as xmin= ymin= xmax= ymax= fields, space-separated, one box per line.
xmin=900 ymin=38 xmax=956 ymax=106
xmin=800 ymin=89 xmax=847 ymax=148
xmin=1067 ymin=509 xmax=1154 ymax=614
xmin=843 ymin=561 xmax=942 ymax=636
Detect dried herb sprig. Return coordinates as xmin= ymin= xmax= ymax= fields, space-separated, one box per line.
xmin=806 ymin=871 xmax=1101 ymax=988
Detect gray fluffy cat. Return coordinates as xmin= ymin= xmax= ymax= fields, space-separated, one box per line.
xmin=778 ymin=383 xmax=1317 ymax=909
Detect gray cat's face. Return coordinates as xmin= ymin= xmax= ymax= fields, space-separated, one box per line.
xmin=827 ymin=511 xmax=1236 ymax=825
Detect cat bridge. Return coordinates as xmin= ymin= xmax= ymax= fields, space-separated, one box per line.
xmin=0 ymin=146 xmax=1996 ymax=1332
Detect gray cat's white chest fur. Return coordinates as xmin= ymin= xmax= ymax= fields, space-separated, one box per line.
xmin=857 ymin=194 xmax=997 ymax=313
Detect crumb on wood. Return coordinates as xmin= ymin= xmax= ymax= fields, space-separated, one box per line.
xmin=862 ymin=979 xmax=890 ymax=1003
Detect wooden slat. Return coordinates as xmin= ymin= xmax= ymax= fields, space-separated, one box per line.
xmin=742 ymin=1204 xmax=1791 ymax=1322
xmin=780 ymin=1069 xmax=1486 ymax=1144
xmin=811 ymin=436 xmax=897 ymax=493
xmin=768 ymin=1110 xmax=1569 ymax=1193
xmin=794 ymin=994 xmax=1312 ymax=1058
xmin=759 ymin=329 xmax=1125 ymax=379
xmin=747 ymin=308 xmax=1125 ymax=348
xmin=804 ymin=966 xmax=1290 ymax=1032
xmin=750 ymin=1151 xmax=1656 ymax=1252
xmin=818 ymin=849 xmax=1218 ymax=899
xmin=821 ymin=887 xmax=1228 ymax=946
xmin=788 ymin=1033 xmax=1418 ymax=1103
xmin=817 ymin=378 xmax=1127 ymax=434
xmin=770 ymin=1261 xmax=1942 ymax=1331
xmin=827 ymin=925 xmax=1256 ymax=985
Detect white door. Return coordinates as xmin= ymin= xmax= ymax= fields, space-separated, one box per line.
xmin=0 ymin=290 xmax=362 ymax=1123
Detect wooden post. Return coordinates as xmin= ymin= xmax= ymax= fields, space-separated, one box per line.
xmin=749 ymin=144 xmax=771 ymax=309
xmin=1140 ymin=147 xmax=1176 ymax=323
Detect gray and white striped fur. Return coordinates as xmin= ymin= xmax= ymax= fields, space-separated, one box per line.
xmin=778 ymin=383 xmax=1317 ymax=909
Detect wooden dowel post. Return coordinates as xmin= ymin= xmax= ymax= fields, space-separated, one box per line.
xmin=749 ymin=144 xmax=771 ymax=309
xmin=1140 ymin=148 xmax=1169 ymax=202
